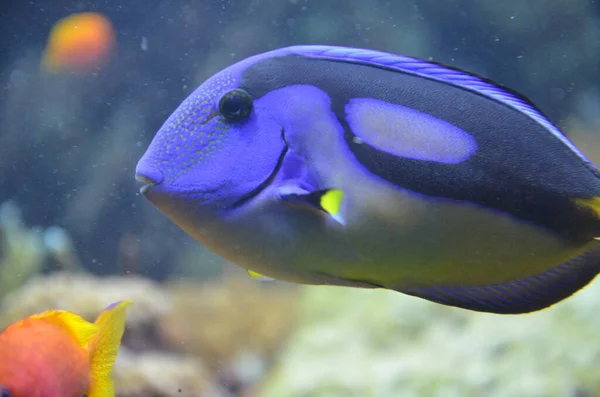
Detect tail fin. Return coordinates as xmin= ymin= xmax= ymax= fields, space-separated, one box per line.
xmin=87 ymin=300 xmax=133 ymax=397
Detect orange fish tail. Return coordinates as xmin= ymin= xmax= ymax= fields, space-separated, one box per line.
xmin=86 ymin=300 xmax=132 ymax=397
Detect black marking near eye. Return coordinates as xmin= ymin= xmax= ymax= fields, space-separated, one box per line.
xmin=218 ymin=89 xmax=253 ymax=121
xmin=233 ymin=127 xmax=288 ymax=208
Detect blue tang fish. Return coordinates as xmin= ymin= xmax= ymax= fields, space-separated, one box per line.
xmin=136 ymin=45 xmax=600 ymax=314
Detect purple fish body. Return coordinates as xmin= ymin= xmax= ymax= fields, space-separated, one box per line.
xmin=136 ymin=45 xmax=600 ymax=314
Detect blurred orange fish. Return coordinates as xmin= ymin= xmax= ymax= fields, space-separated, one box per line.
xmin=41 ymin=12 xmax=116 ymax=73
xmin=0 ymin=300 xmax=132 ymax=397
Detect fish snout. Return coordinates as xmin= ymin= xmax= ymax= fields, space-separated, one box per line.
xmin=134 ymin=163 xmax=164 ymax=196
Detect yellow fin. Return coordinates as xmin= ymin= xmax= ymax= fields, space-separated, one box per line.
xmin=575 ymin=197 xmax=600 ymax=219
xmin=87 ymin=300 xmax=133 ymax=397
xmin=30 ymin=310 xmax=98 ymax=348
xmin=247 ymin=270 xmax=264 ymax=278
xmin=280 ymin=187 xmax=346 ymax=225
xmin=320 ymin=189 xmax=344 ymax=215
xmin=247 ymin=270 xmax=275 ymax=281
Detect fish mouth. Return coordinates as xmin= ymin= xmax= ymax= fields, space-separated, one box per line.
xmin=135 ymin=174 xmax=159 ymax=195
xmin=135 ymin=162 xmax=164 ymax=196
xmin=232 ymin=127 xmax=288 ymax=208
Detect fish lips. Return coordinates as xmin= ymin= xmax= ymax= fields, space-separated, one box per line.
xmin=135 ymin=165 xmax=164 ymax=197
xmin=136 ymin=176 xmax=156 ymax=195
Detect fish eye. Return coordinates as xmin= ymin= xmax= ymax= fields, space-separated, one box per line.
xmin=218 ymin=89 xmax=253 ymax=121
xmin=0 ymin=386 xmax=11 ymax=397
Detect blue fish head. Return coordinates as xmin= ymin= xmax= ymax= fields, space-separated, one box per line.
xmin=135 ymin=60 xmax=286 ymax=223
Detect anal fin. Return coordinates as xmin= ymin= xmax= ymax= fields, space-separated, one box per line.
xmin=402 ymin=245 xmax=600 ymax=314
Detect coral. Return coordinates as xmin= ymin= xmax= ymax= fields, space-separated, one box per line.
xmin=159 ymin=273 xmax=300 ymax=379
xmin=0 ymin=271 xmax=171 ymax=331
xmin=114 ymin=348 xmax=215 ymax=397
xmin=260 ymin=282 xmax=600 ymax=397
xmin=0 ymin=201 xmax=87 ymax=299
xmin=0 ymin=201 xmax=47 ymax=298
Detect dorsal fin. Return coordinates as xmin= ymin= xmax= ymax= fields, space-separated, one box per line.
xmin=30 ymin=310 xmax=98 ymax=347
xmin=286 ymin=45 xmax=592 ymax=167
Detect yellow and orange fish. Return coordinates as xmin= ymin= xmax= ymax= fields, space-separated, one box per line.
xmin=0 ymin=300 xmax=132 ymax=397
xmin=41 ymin=12 xmax=116 ymax=73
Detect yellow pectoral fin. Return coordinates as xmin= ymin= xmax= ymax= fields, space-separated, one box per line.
xmin=280 ymin=188 xmax=346 ymax=225
xmin=247 ymin=269 xmax=275 ymax=281
xmin=575 ymin=197 xmax=600 ymax=220
xmin=247 ymin=270 xmax=264 ymax=278
xmin=87 ymin=300 xmax=133 ymax=397
xmin=320 ymin=189 xmax=344 ymax=216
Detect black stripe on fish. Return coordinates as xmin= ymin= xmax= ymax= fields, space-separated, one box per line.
xmin=239 ymin=54 xmax=600 ymax=243
xmin=232 ymin=127 xmax=288 ymax=208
